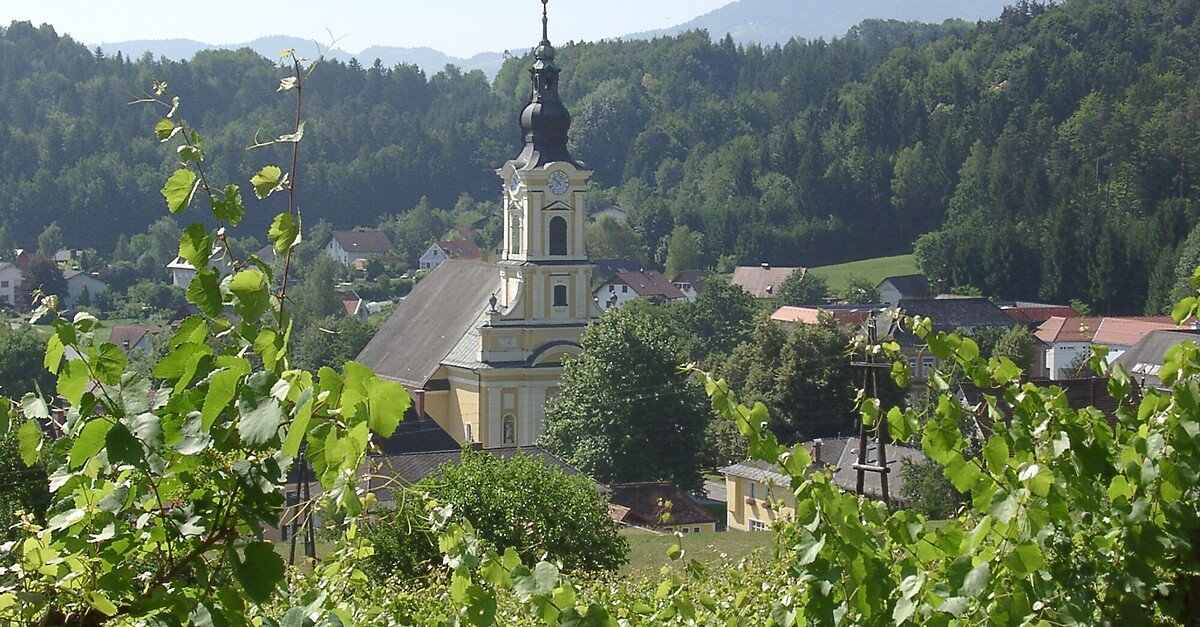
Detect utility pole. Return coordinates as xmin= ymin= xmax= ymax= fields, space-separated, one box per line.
xmin=852 ymin=312 xmax=893 ymax=506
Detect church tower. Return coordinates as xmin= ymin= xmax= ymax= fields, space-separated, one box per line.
xmin=475 ymin=0 xmax=601 ymax=445
xmin=355 ymin=0 xmax=598 ymax=450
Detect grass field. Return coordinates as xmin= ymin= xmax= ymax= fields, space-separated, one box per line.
xmin=620 ymin=529 xmax=774 ymax=577
xmin=808 ymin=254 xmax=919 ymax=293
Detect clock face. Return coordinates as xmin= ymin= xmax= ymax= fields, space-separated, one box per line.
xmin=509 ymin=172 xmax=521 ymax=193
xmin=547 ymin=170 xmax=570 ymax=196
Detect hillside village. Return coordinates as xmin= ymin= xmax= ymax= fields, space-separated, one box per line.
xmin=5 ymin=0 xmax=1200 ymax=622
xmin=2 ymin=5 xmax=1198 ymax=540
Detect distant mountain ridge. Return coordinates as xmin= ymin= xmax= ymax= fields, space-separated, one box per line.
xmin=627 ymin=0 xmax=1018 ymax=44
xmin=97 ymin=0 xmax=1018 ymax=78
xmin=97 ymin=36 xmax=506 ymax=78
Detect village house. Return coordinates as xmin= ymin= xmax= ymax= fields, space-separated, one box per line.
xmin=731 ymin=263 xmax=803 ymax=300
xmin=0 ymin=262 xmax=22 ymax=306
xmin=723 ymin=437 xmax=927 ymax=531
xmin=62 ymin=269 xmax=107 ymax=309
xmin=606 ymin=482 xmax=717 ymax=534
xmin=876 ymin=274 xmax=930 ymax=305
xmin=670 ymin=270 xmax=705 ymax=302
xmin=1113 ymin=329 xmax=1200 ymax=391
xmin=1037 ymin=315 xmax=1183 ymax=379
xmin=419 ymin=237 xmax=482 ymax=271
xmin=325 ymin=230 xmax=394 ymax=266
xmin=593 ymin=269 xmax=686 ymax=311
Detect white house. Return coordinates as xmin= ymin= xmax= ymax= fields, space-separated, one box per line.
xmin=419 ymin=239 xmax=482 ymax=271
xmin=325 ymin=231 xmax=394 ymax=266
xmin=1037 ymin=316 xmax=1182 ymax=379
xmin=593 ymin=269 xmax=686 ymax=311
xmin=877 ymin=274 xmax=930 ymax=305
xmin=62 ymin=270 xmax=107 ymax=309
xmin=167 ymin=250 xmax=234 ymax=291
xmin=670 ymin=270 xmax=706 ymax=302
xmin=0 ymin=262 xmax=22 ymax=306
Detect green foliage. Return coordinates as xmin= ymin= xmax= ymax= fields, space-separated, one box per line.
xmin=290 ymin=314 xmax=374 ymax=372
xmin=722 ymin=313 xmax=865 ymax=441
xmin=543 ymin=305 xmax=711 ymax=491
xmin=898 ymin=456 xmax=963 ymax=519
xmin=777 ymin=270 xmax=829 ymax=306
xmin=837 ymin=274 xmax=882 ymax=304
xmin=663 ymin=225 xmax=703 ymax=279
xmin=36 ymin=221 xmax=62 ymax=259
xmin=0 ymin=58 xmax=412 ymax=625
xmin=368 ymin=449 xmax=627 ymax=579
xmin=17 ymin=256 xmax=67 ymax=309
xmin=671 ymin=274 xmax=760 ymax=365
xmin=0 ymin=324 xmax=56 ymax=400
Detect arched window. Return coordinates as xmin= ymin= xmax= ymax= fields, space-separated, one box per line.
xmin=549 ymin=216 xmax=567 ymax=256
xmin=553 ymin=284 xmax=568 ymax=307
xmin=502 ymin=414 xmax=516 ymax=445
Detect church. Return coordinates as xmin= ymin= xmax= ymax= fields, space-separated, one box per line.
xmin=355 ymin=0 xmax=601 ymax=448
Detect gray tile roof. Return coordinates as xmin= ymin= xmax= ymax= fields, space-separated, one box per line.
xmin=355 ymin=260 xmax=499 ymax=388
xmin=722 ymin=436 xmax=927 ymax=503
xmin=878 ymin=274 xmax=929 ymax=298
xmin=1113 ymin=329 xmax=1200 ymax=390
xmin=332 ymin=230 xmax=394 ymax=254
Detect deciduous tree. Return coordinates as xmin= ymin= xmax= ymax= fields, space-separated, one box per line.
xmin=543 ymin=304 xmax=710 ymax=491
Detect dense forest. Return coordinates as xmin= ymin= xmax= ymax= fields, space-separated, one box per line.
xmin=0 ymin=0 xmax=1198 ymax=314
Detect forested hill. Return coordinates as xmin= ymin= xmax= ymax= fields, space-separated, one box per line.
xmin=1 ymin=0 xmax=1198 ymax=314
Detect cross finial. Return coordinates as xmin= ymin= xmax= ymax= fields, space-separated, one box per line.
xmin=541 ymin=0 xmax=550 ymax=43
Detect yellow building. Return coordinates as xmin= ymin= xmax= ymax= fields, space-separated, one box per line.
xmin=356 ymin=4 xmax=600 ymax=449
xmin=723 ymin=437 xmax=928 ymax=531
xmin=722 ymin=460 xmax=797 ymax=532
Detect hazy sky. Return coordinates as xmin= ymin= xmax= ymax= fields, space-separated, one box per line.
xmin=2 ymin=1 xmax=733 ymax=58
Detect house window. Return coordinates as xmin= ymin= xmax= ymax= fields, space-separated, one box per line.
xmin=609 ymin=284 xmax=615 ymax=293
xmin=693 ymin=527 xmax=700 ymax=533
xmin=621 ymin=285 xmax=628 ymax=294
xmin=553 ymin=284 xmax=568 ymax=307
xmin=748 ymin=482 xmax=756 ymax=500
xmin=465 ymin=423 xmax=473 ymax=443
xmin=1 ymin=281 xmax=8 ymax=287
xmin=750 ymin=519 xmax=768 ymax=532
xmin=681 ymin=527 xmax=689 ymax=534
xmin=922 ymin=357 xmax=936 ymax=374
xmin=549 ymin=216 xmax=567 ymax=255
xmin=503 ymin=414 xmax=516 ymax=445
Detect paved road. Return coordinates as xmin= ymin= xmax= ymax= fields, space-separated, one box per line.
xmin=702 ymin=479 xmax=726 ymax=503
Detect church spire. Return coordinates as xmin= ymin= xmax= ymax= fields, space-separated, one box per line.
xmin=515 ymin=0 xmax=579 ymax=169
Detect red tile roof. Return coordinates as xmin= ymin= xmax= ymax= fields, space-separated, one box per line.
xmin=771 ymin=306 xmax=871 ymax=328
xmin=1002 ymin=305 xmax=1079 ymax=325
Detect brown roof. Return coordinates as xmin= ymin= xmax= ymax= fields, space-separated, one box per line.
xmin=437 ymin=239 xmax=481 ymax=260
xmin=1001 ymin=305 xmax=1079 ymax=325
xmin=671 ymin=270 xmax=707 ymax=294
xmin=355 ymin=260 xmax=498 ymax=388
xmin=611 ymin=270 xmax=685 ymax=299
xmin=606 ymin=481 xmax=717 ymax=528
xmin=336 ymin=289 xmax=364 ymax=317
xmin=109 ymin=324 xmax=162 ymax=353
xmin=731 ymin=265 xmax=803 ymax=299
xmin=332 ymin=230 xmax=394 ymax=255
